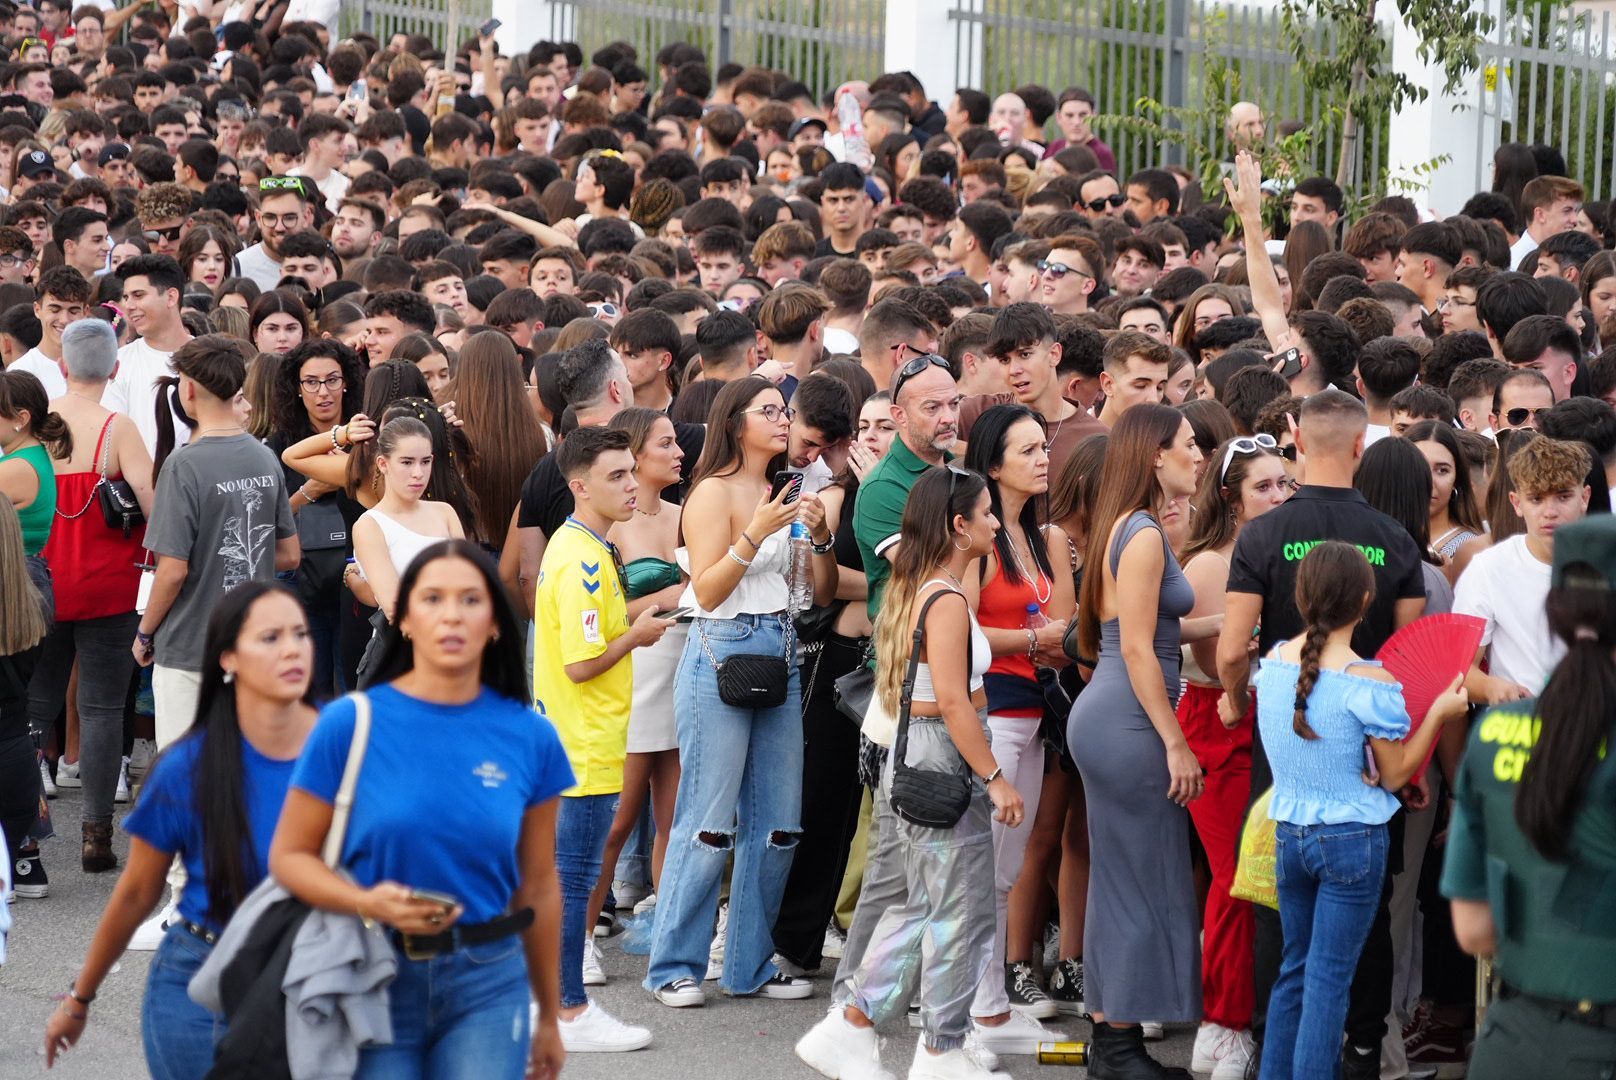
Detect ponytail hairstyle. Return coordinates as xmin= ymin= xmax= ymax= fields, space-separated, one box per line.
xmin=874 ymin=465 xmax=989 ymax=716
xmin=0 ymin=369 xmax=72 ymax=460
xmin=1290 ymin=541 xmax=1376 ymax=740
xmin=155 ymin=334 xmax=248 ymax=481
xmin=344 ymin=360 xmax=432 ymax=498
xmin=151 ymin=375 xmax=196 ymax=482
xmin=1518 ymin=573 xmax=1616 ymax=860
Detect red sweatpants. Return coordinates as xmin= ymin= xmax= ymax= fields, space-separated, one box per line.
xmin=1178 ymin=682 xmax=1255 ymax=1030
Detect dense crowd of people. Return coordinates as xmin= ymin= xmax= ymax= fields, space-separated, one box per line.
xmin=0 ymin=6 xmax=1612 ymax=1080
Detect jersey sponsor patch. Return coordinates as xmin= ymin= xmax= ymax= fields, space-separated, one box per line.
xmin=581 ymin=608 xmax=601 ymax=643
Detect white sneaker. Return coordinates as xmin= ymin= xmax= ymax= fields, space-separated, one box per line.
xmin=55 ymin=759 xmax=82 ymax=789
xmin=753 ymin=973 xmax=813 ymax=999
xmin=1141 ymin=1021 xmax=1166 ymax=1041
xmin=796 ymin=1005 xmax=895 ymax=1080
xmin=581 ymin=937 xmax=606 ymax=986
xmin=40 ymin=758 xmax=56 ymax=798
xmin=127 ymin=899 xmax=178 ymax=952
xmin=115 ymin=756 xmax=131 ymax=803
xmin=969 ymin=1010 xmax=1067 ymax=1056
xmin=907 ymin=1036 xmax=1009 ymax=1079
xmin=704 ymin=900 xmax=729 ymax=981
xmin=611 ymin=879 xmax=650 ymax=910
xmin=558 ymin=1001 xmax=651 ymax=1052
xmin=632 ymin=891 xmax=658 ymax=916
xmin=823 ymin=921 xmax=846 ymax=960
xmin=653 ymin=977 xmax=705 ymax=1008
xmin=1204 ymin=1027 xmax=1256 ymax=1080
xmin=129 ymin=738 xmax=156 ymax=776
xmin=774 ymin=952 xmax=812 ymax=978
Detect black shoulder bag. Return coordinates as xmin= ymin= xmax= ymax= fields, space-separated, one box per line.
xmin=696 ymin=617 xmax=791 ymax=709
xmin=889 ymin=589 xmax=975 ymax=829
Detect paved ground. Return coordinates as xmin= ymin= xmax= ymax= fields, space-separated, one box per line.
xmin=2 ymin=785 xmax=1198 ymax=1078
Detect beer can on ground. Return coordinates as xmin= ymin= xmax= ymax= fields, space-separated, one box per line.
xmin=1036 ymin=1040 xmax=1089 ymax=1066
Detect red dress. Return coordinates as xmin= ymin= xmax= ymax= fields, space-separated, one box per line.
xmin=42 ymin=416 xmax=145 ymax=622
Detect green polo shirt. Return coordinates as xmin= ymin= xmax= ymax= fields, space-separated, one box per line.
xmin=1441 ymin=698 xmax=1616 ymax=1003
xmin=852 ymin=435 xmax=951 ymax=620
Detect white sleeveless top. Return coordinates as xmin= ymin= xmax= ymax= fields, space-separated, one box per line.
xmin=911 ymin=582 xmax=992 ymax=702
xmin=361 ymin=508 xmax=443 ymax=579
xmin=676 ymin=529 xmax=791 ymax=619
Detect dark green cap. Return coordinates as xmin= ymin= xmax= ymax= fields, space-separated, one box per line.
xmin=1550 ymin=515 xmax=1616 ymax=592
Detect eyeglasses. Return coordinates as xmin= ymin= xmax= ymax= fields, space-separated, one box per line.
xmin=143 ymin=225 xmax=183 ymax=243
xmin=1037 ymin=259 xmax=1090 ymax=281
xmin=258 ymin=211 xmax=304 ymax=229
xmin=744 ymin=403 xmax=796 ymax=422
xmin=299 ymin=374 xmax=345 ymax=393
xmin=1437 ymin=295 xmax=1476 ymax=310
xmin=1505 ymin=407 xmax=1550 ymax=426
xmin=0 ymin=253 xmax=31 ymax=268
xmin=890 ymin=351 xmax=952 ymax=402
xmin=1085 ymin=193 xmax=1126 ymax=212
xmin=1218 ymin=433 xmax=1277 ymax=484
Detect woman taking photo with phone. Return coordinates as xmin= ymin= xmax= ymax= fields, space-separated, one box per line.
xmin=1068 ymin=403 xmax=1206 ymax=1078
xmin=645 ymin=375 xmax=835 ymax=1008
xmin=270 ymin=541 xmax=575 ymax=1079
xmin=44 ymin=582 xmax=317 ymax=1080
xmin=795 ymin=465 xmax=1024 ymax=1080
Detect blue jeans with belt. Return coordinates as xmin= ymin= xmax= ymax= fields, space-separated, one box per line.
xmin=556 ymin=792 xmax=619 ymax=1008
xmin=1262 ymin=820 xmax=1389 ymax=1080
xmin=142 ymin=922 xmax=221 ymax=1080
xmin=355 ymin=938 xmax=531 ymax=1079
xmin=646 ymin=613 xmax=803 ymax=995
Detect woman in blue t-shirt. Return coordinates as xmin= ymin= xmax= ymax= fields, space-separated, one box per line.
xmin=45 ymin=581 xmax=318 ymax=1080
xmin=269 ymin=540 xmax=574 ymax=1080
xmin=1253 ymin=542 xmax=1466 ymax=1080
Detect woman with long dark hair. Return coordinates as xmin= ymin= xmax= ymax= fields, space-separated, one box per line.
xmin=178 ymin=226 xmax=242 ymax=298
xmin=248 ymin=289 xmax=310 ymax=358
xmin=795 ymin=465 xmax=1024 ymax=1080
xmin=1068 ymin=403 xmax=1205 ymax=1076
xmin=960 ymin=403 xmax=1075 ymax=1048
xmin=269 ymin=541 xmax=573 ymax=1080
xmin=1177 ymin=434 xmax=1289 ymax=1076
xmin=44 ymin=582 xmax=318 ymax=1079
xmin=645 ymin=375 xmax=835 ymax=1007
xmin=1440 ymin=514 xmax=1616 ymax=1077
xmin=450 ymin=330 xmax=547 ymax=550
xmin=1404 ymin=420 xmax=1485 ymax=566
xmin=1491 ymin=143 xmax=1538 ymax=221
xmin=1254 ymin=543 xmax=1464 ymax=1080
xmin=1355 ymin=436 xmax=1453 ymax=613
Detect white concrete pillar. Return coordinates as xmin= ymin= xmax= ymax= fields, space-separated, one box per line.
xmin=885 ymin=0 xmax=980 ymax=106
xmin=492 ymin=0 xmax=567 ymax=56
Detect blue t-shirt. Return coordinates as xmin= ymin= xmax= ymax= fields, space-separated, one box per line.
xmin=124 ymin=732 xmax=299 ymax=933
xmin=291 ymin=684 xmax=575 ymax=923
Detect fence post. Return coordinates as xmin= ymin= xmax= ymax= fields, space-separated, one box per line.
xmin=1383 ymin=0 xmax=1498 ymax=215
xmin=886 ymin=0 xmax=975 ymax=110
xmin=493 ymin=0 xmax=569 ymax=55
xmin=1161 ymin=0 xmax=1189 ymax=166
xmin=718 ymin=0 xmax=733 ymax=68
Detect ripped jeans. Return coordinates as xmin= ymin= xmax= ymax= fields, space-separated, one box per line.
xmin=645 ymin=613 xmax=803 ymax=995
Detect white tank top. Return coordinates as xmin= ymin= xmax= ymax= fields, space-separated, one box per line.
xmin=676 ymin=528 xmax=791 ymax=619
xmin=362 ymin=508 xmax=443 ymax=578
xmin=910 ymin=582 xmax=992 ymax=702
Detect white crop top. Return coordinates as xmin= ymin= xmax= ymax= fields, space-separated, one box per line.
xmin=676 ymin=528 xmax=791 ymax=619
xmin=910 ymin=582 xmax=992 ymax=702
xmin=361 ymin=508 xmax=443 ymax=579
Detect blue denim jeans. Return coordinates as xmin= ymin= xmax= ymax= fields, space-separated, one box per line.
xmin=557 ymin=792 xmax=619 ymax=1008
xmin=645 ymin=613 xmax=803 ymax=994
xmin=355 ymin=938 xmax=531 ymax=1079
xmin=1262 ymin=821 xmax=1389 ymax=1080
xmin=142 ymin=923 xmax=220 ymax=1080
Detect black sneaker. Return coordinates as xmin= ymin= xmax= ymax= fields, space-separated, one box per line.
xmin=1049 ymin=957 xmax=1086 ymax=1015
xmin=1341 ymin=1043 xmax=1379 ymax=1080
xmin=1005 ymin=960 xmax=1058 ymax=1020
xmin=594 ymin=908 xmax=618 ymax=938
xmin=12 ymin=849 xmax=48 ymax=898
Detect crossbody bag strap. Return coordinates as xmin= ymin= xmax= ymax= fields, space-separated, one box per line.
xmin=321 ymin=690 xmax=372 ymax=868
xmin=895 ymin=588 xmax=962 ymax=764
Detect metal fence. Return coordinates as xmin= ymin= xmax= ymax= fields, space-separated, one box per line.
xmin=543 ymin=0 xmax=885 ymax=100
xmin=342 ymin=0 xmax=493 ymax=56
xmin=1474 ymin=5 xmax=1616 ymax=199
xmin=947 ymin=0 xmax=1387 ymax=189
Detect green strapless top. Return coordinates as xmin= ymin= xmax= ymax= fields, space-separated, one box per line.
xmin=623 ymin=556 xmax=681 ymax=599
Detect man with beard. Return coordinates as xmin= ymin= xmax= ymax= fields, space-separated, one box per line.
xmin=236 ymin=177 xmax=313 ymax=289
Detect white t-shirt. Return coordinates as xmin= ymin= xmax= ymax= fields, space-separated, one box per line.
xmin=290 ymin=165 xmax=349 ymax=215
xmin=236 ymin=243 xmax=282 ymax=290
xmin=823 ymin=327 xmax=858 ymax=356
xmin=9 ymin=348 xmax=65 ymax=399
xmin=1364 ymin=422 xmax=1391 ymax=447
xmin=282 ymin=0 xmax=337 ymax=25
xmin=1452 ymin=533 xmax=1562 ymax=693
xmin=1509 ymin=231 xmax=1539 ymax=271
xmin=103 ymin=338 xmax=188 ymax=457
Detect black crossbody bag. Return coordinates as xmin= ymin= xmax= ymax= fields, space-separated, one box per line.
xmin=696 ymin=617 xmax=791 ymax=709
xmin=889 ymin=589 xmax=975 ymax=829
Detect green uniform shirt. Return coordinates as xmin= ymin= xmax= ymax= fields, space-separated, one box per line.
xmin=1441 ymin=698 xmax=1616 ymax=1003
xmin=851 ymin=436 xmax=951 ymax=620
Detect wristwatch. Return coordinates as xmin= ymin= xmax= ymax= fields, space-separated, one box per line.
xmin=811 ymin=533 xmax=834 ymax=555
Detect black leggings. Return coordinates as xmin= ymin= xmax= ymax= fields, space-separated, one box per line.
xmin=0 ymin=733 xmax=39 ymax=858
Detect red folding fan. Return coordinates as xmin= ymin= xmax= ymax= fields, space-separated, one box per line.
xmin=1375 ymin=613 xmax=1486 ymax=784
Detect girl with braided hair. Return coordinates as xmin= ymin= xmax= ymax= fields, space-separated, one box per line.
xmin=1252 ymin=541 xmax=1467 ymax=1080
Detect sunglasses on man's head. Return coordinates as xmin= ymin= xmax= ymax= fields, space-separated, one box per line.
xmin=259 ymin=176 xmax=305 ymax=194
xmin=890 ymin=352 xmax=951 ymax=402
xmin=1085 ymin=193 xmax=1125 ymax=212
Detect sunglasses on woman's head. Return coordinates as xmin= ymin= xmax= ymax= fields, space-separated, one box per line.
xmin=1219 ymin=433 xmax=1278 ymax=484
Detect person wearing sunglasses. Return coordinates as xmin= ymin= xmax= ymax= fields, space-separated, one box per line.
xmin=237 ymin=177 xmax=313 ymax=291
xmin=1490 ymin=368 xmax=1555 ymax=433
xmin=133 ymin=183 xmax=191 ymax=260
xmin=1077 ymin=172 xmax=1127 ymax=221
xmin=1040 ymin=235 xmax=1102 ymax=316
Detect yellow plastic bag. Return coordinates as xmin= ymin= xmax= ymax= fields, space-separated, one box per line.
xmin=1231 ymin=787 xmax=1279 ymax=910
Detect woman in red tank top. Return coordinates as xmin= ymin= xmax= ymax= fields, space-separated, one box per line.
xmin=34 ymin=319 xmax=154 ymax=873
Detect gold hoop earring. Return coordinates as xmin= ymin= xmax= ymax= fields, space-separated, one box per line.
xmin=953 ymin=536 xmax=970 ymax=551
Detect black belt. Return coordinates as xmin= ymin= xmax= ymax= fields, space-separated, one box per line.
xmin=1499 ymin=981 xmax=1616 ymax=1032
xmin=392 ymin=907 xmax=534 ymax=961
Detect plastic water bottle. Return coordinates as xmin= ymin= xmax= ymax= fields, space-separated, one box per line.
xmin=837 ymin=90 xmax=872 ymax=170
xmin=1024 ymin=602 xmax=1048 ymax=664
xmin=788 ymin=518 xmax=814 ymax=613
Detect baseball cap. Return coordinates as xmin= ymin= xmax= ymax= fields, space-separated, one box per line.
xmin=97 ymin=142 xmax=131 ymax=167
xmin=787 ymin=116 xmax=827 ymax=140
xmin=17 ymin=149 xmax=53 ymax=178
